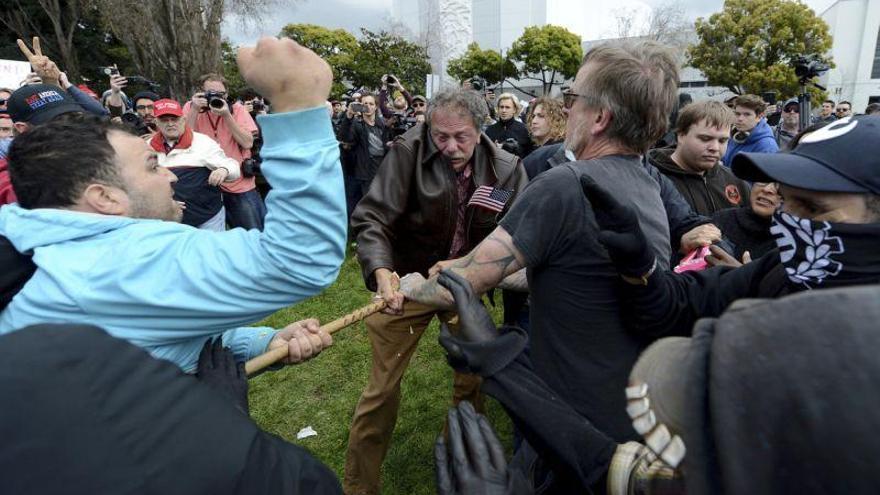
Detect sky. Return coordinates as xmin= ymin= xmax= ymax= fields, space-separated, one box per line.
xmin=223 ymin=0 xmax=839 ymax=46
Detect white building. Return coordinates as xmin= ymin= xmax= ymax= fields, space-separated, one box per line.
xmin=819 ymin=0 xmax=880 ymax=111
xmin=391 ymin=0 xmax=589 ymax=92
xmin=472 ymin=0 xmax=588 ymax=51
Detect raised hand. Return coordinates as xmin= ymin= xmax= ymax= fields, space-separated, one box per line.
xmin=17 ymin=37 xmax=60 ymax=87
xmin=236 ymin=37 xmax=332 ymax=113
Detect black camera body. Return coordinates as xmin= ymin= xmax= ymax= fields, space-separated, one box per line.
xmin=203 ymin=90 xmax=227 ymax=110
xmin=120 ymin=112 xmax=151 ymax=136
xmin=791 ymin=55 xmax=830 ymax=82
xmin=389 ymin=112 xmax=418 ymax=137
xmin=241 ymin=158 xmax=260 ymax=178
xmin=500 ymin=137 xmax=521 ymax=156
xmin=99 ymin=66 xmax=119 ymax=76
xmin=251 ymin=100 xmax=265 ymax=112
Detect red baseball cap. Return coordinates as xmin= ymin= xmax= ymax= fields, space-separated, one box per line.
xmin=153 ymin=99 xmax=183 ymax=118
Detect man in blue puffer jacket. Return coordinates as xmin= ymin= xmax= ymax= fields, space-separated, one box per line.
xmin=722 ymin=94 xmax=779 ymax=167
xmin=0 ymin=37 xmax=348 ymax=372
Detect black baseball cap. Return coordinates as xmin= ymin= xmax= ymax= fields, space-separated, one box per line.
xmin=132 ymin=91 xmax=160 ymax=103
xmin=7 ymin=84 xmax=83 ymax=125
xmin=732 ymin=115 xmax=880 ymax=195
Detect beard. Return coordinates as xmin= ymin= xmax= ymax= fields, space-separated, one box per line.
xmin=127 ymin=187 xmax=183 ymax=223
xmin=564 ymin=116 xmax=591 ymax=159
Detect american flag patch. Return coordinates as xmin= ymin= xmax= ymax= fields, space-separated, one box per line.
xmin=468 ymin=185 xmax=513 ymax=213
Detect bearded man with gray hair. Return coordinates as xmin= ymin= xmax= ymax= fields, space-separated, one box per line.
xmin=404 ymin=40 xmax=681 ymax=477
xmin=344 ymin=88 xmax=528 ymax=495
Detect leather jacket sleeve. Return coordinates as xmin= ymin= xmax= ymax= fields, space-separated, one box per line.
xmin=350 ymin=142 xmax=418 ymax=291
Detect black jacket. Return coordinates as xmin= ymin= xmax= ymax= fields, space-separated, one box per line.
xmin=711 ymin=206 xmax=775 ymax=260
xmin=443 ymin=327 xmax=616 ymax=493
xmin=485 ymin=118 xmax=533 ymax=158
xmin=339 ymin=114 xmax=390 ymax=182
xmin=648 ymin=147 xmax=750 ymax=217
xmin=351 ymin=123 xmax=528 ymax=291
xmin=621 ymin=251 xmax=793 ymax=337
xmin=0 ymin=234 xmax=35 ymax=311
xmin=0 ymin=324 xmax=341 ymax=495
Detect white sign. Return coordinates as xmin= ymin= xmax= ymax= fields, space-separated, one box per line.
xmin=0 ymin=59 xmax=32 ymax=90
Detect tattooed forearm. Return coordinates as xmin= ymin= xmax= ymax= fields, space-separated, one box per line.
xmin=497 ymin=268 xmax=529 ymax=292
xmin=404 ymin=228 xmax=526 ymax=309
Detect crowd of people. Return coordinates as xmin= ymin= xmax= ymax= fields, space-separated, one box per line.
xmin=1 ymin=32 xmax=880 ymax=495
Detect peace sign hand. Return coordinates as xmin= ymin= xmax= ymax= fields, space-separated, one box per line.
xmin=17 ymin=37 xmax=61 ymax=87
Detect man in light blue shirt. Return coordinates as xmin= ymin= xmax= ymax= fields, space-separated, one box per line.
xmin=0 ymin=37 xmax=348 ymax=372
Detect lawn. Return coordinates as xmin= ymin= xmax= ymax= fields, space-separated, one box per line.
xmin=249 ymin=250 xmax=512 ymax=494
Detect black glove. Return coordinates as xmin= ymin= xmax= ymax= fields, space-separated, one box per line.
xmin=438 ymin=270 xmax=497 ymax=343
xmin=435 ymin=401 xmax=510 ymax=495
xmin=580 ymin=175 xmax=655 ymax=278
xmin=196 ymin=337 xmax=249 ymax=415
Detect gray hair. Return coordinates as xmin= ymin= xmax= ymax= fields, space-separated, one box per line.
xmin=427 ymin=88 xmax=488 ymax=131
xmin=576 ymin=40 xmax=680 ymax=153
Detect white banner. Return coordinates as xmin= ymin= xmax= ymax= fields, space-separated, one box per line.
xmin=0 ymin=59 xmax=32 ymax=90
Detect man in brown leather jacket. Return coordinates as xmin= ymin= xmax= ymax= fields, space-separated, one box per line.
xmin=344 ymin=88 xmax=528 ymax=495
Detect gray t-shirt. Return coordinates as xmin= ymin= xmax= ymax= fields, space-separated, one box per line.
xmin=499 ymin=154 xmax=670 ymax=442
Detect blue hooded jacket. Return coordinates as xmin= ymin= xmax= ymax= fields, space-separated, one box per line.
xmin=0 ymin=107 xmax=347 ymax=372
xmin=722 ymin=118 xmax=779 ymax=167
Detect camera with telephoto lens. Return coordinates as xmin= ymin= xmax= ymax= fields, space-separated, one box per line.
xmin=791 ymin=55 xmax=830 ymax=82
xmin=241 ymin=158 xmax=260 ymax=178
xmin=500 ymin=137 xmax=521 ymax=156
xmin=203 ymin=90 xmax=227 ymax=110
xmin=120 ymin=112 xmax=150 ymax=136
xmin=389 ymin=112 xmax=418 ymax=137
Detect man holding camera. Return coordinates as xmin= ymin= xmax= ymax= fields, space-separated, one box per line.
xmin=151 ymin=99 xmax=240 ymax=231
xmin=485 ymin=92 xmax=532 ymax=158
xmin=184 ymin=74 xmax=262 ymax=230
xmin=339 ymin=93 xmax=389 ymax=206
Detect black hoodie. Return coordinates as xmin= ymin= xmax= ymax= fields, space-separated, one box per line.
xmin=647 ymin=147 xmax=750 ymax=217
xmin=0 ymin=235 xmax=34 ymax=311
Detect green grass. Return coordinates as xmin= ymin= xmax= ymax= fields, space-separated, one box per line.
xmin=249 ymin=250 xmax=512 ymax=494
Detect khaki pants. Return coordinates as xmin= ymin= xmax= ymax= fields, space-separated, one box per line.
xmin=343 ymin=302 xmax=484 ymax=495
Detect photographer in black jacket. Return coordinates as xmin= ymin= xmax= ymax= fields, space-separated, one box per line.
xmin=485 ymin=92 xmax=532 ymax=158
xmin=339 ymin=93 xmax=389 ymax=206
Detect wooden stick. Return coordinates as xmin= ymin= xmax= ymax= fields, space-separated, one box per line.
xmin=245 ymin=300 xmax=386 ymax=376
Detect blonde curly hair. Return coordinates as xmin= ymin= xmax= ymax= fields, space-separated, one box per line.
xmin=526 ymin=97 xmax=567 ymax=145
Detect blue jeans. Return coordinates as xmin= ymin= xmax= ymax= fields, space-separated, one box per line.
xmin=223 ymin=189 xmax=266 ymax=231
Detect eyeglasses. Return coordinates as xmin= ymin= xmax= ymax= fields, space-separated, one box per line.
xmin=413 ymin=102 xmax=426 ymax=107
xmin=136 ymin=104 xmax=154 ymax=111
xmin=783 ymin=107 xmax=799 ymax=113
xmin=836 ymin=108 xmax=849 ymax=113
xmin=562 ymin=91 xmax=589 ymax=110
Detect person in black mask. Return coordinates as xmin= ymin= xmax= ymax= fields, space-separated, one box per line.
xmin=583 ymin=115 xmax=880 ymax=337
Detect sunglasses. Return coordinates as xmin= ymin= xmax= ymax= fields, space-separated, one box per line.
xmin=783 ymin=107 xmax=799 ymax=113
xmin=562 ymin=91 xmax=588 ymax=110
xmin=413 ymin=101 xmax=426 ymax=107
